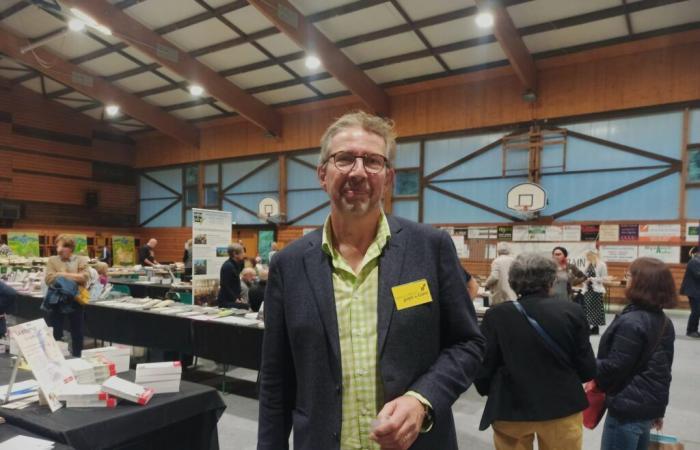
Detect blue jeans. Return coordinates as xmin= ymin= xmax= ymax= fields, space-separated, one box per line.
xmin=601 ymin=414 xmax=652 ymax=450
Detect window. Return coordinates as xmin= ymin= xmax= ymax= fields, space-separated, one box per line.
xmin=204 ymin=185 xmax=219 ymax=207
xmin=185 ymin=186 xmax=198 ymax=207
xmin=394 ymin=170 xmax=420 ymax=197
xmin=184 ymin=165 xmax=199 ymax=186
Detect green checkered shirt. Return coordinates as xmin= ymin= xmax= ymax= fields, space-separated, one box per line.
xmin=322 ymin=213 xmax=391 ymax=450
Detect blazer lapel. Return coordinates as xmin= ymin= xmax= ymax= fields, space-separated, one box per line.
xmin=303 ymin=233 xmax=341 ymax=375
xmin=377 ymin=216 xmax=407 ymax=357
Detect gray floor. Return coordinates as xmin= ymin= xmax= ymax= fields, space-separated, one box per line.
xmin=214 ymin=311 xmax=700 ymax=450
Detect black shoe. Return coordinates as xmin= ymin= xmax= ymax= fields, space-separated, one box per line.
xmin=687 ymin=331 xmax=700 ymax=338
xmin=590 ymin=326 xmax=599 ymax=336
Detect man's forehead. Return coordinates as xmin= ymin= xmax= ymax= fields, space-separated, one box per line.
xmin=329 ymin=127 xmax=385 ymax=153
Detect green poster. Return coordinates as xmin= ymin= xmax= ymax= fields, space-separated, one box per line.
xmin=8 ymin=232 xmax=40 ymax=257
xmin=112 ymin=235 xmax=136 ymax=266
xmin=258 ymin=230 xmax=275 ymax=264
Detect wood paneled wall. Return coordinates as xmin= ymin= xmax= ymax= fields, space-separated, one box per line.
xmin=134 ymin=30 xmax=700 ymax=168
xmin=0 ymin=82 xmax=137 ymax=228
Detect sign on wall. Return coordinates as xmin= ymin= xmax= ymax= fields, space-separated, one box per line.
xmin=509 ymin=242 xmax=597 ymax=270
xmin=639 ymin=224 xmax=681 ymax=243
xmin=638 ymin=245 xmax=681 ymax=264
xmin=112 ymin=236 xmax=135 ymax=266
xmin=600 ymin=245 xmax=638 ymax=263
xmin=599 ymin=224 xmax=620 ymax=242
xmin=619 ymin=224 xmax=639 ymax=241
xmin=562 ymin=225 xmax=582 ymax=241
xmin=192 ymin=209 xmax=232 ymax=306
xmin=686 ymin=222 xmax=699 ymax=244
xmin=7 ymin=232 xmax=40 ymax=257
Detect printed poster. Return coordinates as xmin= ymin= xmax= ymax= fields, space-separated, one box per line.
xmin=581 ymin=225 xmax=599 ymax=241
xmin=619 ymin=224 xmax=639 ymax=241
xmin=685 ymin=222 xmax=699 ymax=243
xmin=112 ymin=236 xmax=135 ymax=266
xmin=512 ymin=225 xmax=529 ymax=241
xmin=562 ymin=225 xmax=581 ymax=241
xmin=544 ymin=226 xmax=563 ymax=242
xmin=638 ymin=245 xmax=680 ymax=264
xmin=8 ymin=319 xmax=76 ymax=412
xmin=63 ymin=235 xmax=88 ymax=256
xmin=192 ymin=209 xmax=232 ymax=306
xmin=467 ymin=227 xmax=497 ymax=240
xmin=7 ymin=232 xmax=40 ymax=257
xmin=258 ymin=230 xmax=275 ymax=264
xmin=600 ymin=245 xmax=638 ymax=263
xmin=497 ymin=226 xmax=513 ymax=241
xmin=639 ymin=224 xmax=681 ymax=243
xmin=509 ymin=242 xmax=597 ymax=270
xmin=451 ymin=235 xmax=468 ymax=258
xmin=599 ymin=224 xmax=620 ymax=242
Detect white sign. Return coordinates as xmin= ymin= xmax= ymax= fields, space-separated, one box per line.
xmin=8 ymin=319 xmax=76 ymax=412
xmin=562 ymin=225 xmax=582 ymax=241
xmin=638 ymin=245 xmax=681 ymax=264
xmin=600 ymin=245 xmax=638 ymax=263
xmin=509 ymin=242 xmax=597 ymax=270
xmin=544 ymin=226 xmax=563 ymax=241
xmin=451 ymin=235 xmax=469 ymax=258
xmin=512 ymin=225 xmax=529 ymax=241
xmin=192 ymin=208 xmax=233 ymax=306
xmin=639 ymin=224 xmax=681 ymax=242
xmin=467 ymin=227 xmax=497 ymax=240
xmin=599 ymin=224 xmax=620 ymax=242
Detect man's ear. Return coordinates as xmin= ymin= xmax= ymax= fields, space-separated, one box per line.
xmin=317 ymin=164 xmax=328 ymax=192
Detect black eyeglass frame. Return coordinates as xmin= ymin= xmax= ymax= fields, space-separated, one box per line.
xmin=323 ymin=151 xmax=391 ymax=174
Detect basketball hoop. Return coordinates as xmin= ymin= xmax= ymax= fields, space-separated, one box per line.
xmin=507 ymin=183 xmax=546 ymax=220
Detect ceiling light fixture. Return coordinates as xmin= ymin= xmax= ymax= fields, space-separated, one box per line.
xmin=68 ymin=18 xmax=85 ymax=32
xmin=475 ymin=12 xmax=494 ymax=28
xmin=70 ymin=8 xmax=112 ymax=36
xmin=189 ymin=85 xmax=204 ymax=97
xmin=305 ymin=55 xmax=321 ymax=70
xmin=105 ymin=105 xmax=120 ymax=117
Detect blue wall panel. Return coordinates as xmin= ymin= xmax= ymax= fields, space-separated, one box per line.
xmin=424 ymin=133 xmax=502 ymax=175
xmin=230 ymin=160 xmax=279 ymax=193
xmin=222 ymin=200 xmax=265 ymax=225
xmin=541 ymin=144 xmax=565 ymax=174
xmin=288 ymin=159 xmax=320 ymax=190
xmin=687 ymin=188 xmax=700 ymax=219
xmin=563 ymin=112 xmax=682 ymax=159
xmin=392 ymin=200 xmax=418 ymax=222
xmin=186 ymin=210 xmax=193 ymax=227
xmin=559 ymin=174 xmax=679 ymax=221
xmin=205 ymin=164 xmax=218 ymax=184
xmin=287 ymin=190 xmax=328 ymax=224
xmin=140 ymin=177 xmax=175 ymax=199
xmin=294 ymin=151 xmax=321 ymax=167
xmin=423 ymin=188 xmax=511 ymax=224
xmin=141 ymin=200 xmax=182 ymax=227
xmin=566 ymin=137 xmax=668 ymax=171
xmin=433 ymin=145 xmax=503 ymax=180
xmin=293 ymin=205 xmax=330 ymax=226
xmin=395 ymin=142 xmax=420 ymax=168
xmin=222 ymin=158 xmax=269 ymax=185
xmin=146 ymin=168 xmax=182 ymax=192
xmin=689 ymin=109 xmax=700 ymax=144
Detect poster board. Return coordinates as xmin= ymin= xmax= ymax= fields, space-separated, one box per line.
xmin=619 ymin=224 xmax=639 ymax=241
xmin=599 ymin=224 xmax=620 ymax=242
xmin=8 ymin=319 xmax=76 ymax=412
xmin=638 ymin=224 xmax=681 ymax=243
xmin=600 ymin=245 xmax=638 ymax=263
xmin=112 ymin=236 xmax=135 ymax=266
xmin=638 ymin=245 xmax=681 ymax=263
xmin=7 ymin=232 xmax=40 ymax=257
xmin=67 ymin=235 xmax=88 ymax=256
xmin=509 ymin=242 xmax=597 ymax=270
xmin=258 ymin=230 xmax=275 ymax=264
xmin=686 ymin=222 xmax=699 ymax=244
xmin=562 ymin=225 xmax=581 ymax=241
xmin=192 ymin=209 xmax=232 ymax=306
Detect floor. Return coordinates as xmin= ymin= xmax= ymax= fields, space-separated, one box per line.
xmin=212 ymin=310 xmax=700 ymax=450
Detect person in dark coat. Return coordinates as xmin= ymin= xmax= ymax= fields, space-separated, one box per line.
xmin=475 ymin=253 xmax=596 ymax=450
xmin=0 ymin=281 xmax=17 ymax=337
xmin=216 ymin=243 xmax=245 ymax=308
xmin=596 ymin=257 xmax=676 ymax=450
xmin=247 ymin=268 xmax=267 ymax=313
xmin=680 ymin=246 xmax=700 ymax=338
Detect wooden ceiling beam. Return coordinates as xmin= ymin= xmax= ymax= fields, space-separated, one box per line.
xmin=0 ymin=27 xmax=200 ymax=147
xmin=58 ymin=0 xmax=283 ymax=136
xmin=475 ymin=0 xmax=537 ymax=92
xmin=247 ymin=0 xmax=390 ymax=116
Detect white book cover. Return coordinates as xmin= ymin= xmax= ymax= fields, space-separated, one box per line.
xmin=135 ymin=373 xmax=181 ymax=383
xmin=135 ymin=361 xmax=182 ymax=375
xmin=140 ymin=380 xmax=180 ymax=394
xmin=101 ymin=377 xmax=154 ymax=405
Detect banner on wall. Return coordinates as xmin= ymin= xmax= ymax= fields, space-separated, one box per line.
xmin=600 ymin=245 xmax=638 ymax=263
xmin=509 ymin=242 xmax=597 ymax=270
xmin=7 ymin=232 xmax=40 ymax=257
xmin=544 ymin=226 xmax=563 ymax=242
xmin=65 ymin=235 xmax=88 ymax=256
xmin=581 ymin=225 xmax=599 ymax=241
xmin=497 ymin=226 xmax=513 ymax=241
xmin=467 ymin=227 xmax=497 ymax=240
xmin=638 ymin=245 xmax=680 ymax=264
xmin=619 ymin=224 xmax=639 ymax=241
xmin=112 ymin=236 xmax=135 ymax=266
xmin=599 ymin=224 xmax=620 ymax=242
xmin=562 ymin=225 xmax=581 ymax=241
xmin=258 ymin=230 xmax=275 ymax=264
xmin=192 ymin=209 xmax=232 ymax=306
xmin=512 ymin=225 xmax=529 ymax=241
xmin=639 ymin=224 xmax=681 ymax=243
xmin=685 ymin=222 xmax=699 ymax=244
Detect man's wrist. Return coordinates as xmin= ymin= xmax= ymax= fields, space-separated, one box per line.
xmin=404 ymin=391 xmax=434 ymax=433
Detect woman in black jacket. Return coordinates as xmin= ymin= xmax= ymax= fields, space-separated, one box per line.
xmin=475 ymin=253 xmax=596 ymax=450
xmin=596 ymin=257 xmax=676 ymax=450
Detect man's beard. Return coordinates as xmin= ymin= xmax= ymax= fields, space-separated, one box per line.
xmin=337 ymin=183 xmax=374 ymax=215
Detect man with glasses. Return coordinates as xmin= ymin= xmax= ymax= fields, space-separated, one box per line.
xmin=257 ymin=111 xmax=485 ymax=450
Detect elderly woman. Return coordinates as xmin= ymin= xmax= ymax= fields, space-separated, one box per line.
xmin=475 ymin=253 xmax=596 ymax=450
xmin=596 ymin=257 xmax=675 ymax=450
xmin=552 ymin=246 xmax=587 ymax=301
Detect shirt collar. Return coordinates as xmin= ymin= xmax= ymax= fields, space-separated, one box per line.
xmin=321 ymin=212 xmax=391 ymax=260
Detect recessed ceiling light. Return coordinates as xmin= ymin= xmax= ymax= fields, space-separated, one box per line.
xmin=189 ymin=85 xmax=204 ymax=97
xmin=305 ymin=55 xmax=321 ymax=70
xmin=475 ymin=12 xmax=494 ymax=28
xmin=105 ymin=105 xmax=120 ymax=117
xmin=68 ymin=18 xmax=85 ymax=32
xmin=70 ymin=8 xmax=111 ymax=35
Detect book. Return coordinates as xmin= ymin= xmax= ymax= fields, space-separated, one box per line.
xmin=101 ymin=377 xmax=154 ymax=405
xmin=135 ymin=361 xmax=182 ymax=394
xmin=82 ymin=346 xmax=130 ymax=373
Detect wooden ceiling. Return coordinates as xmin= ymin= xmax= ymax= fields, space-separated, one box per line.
xmin=0 ymin=0 xmax=699 ymax=146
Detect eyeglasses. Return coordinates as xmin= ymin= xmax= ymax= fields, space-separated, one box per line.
xmin=325 ymin=151 xmax=389 ymax=174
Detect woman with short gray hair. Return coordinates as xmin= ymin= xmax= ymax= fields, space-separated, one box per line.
xmin=475 ymin=253 xmax=596 ymax=450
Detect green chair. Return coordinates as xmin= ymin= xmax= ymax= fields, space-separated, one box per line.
xmin=111 ymin=284 xmax=130 ymax=295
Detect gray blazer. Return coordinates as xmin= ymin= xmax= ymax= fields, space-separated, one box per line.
xmin=257 ymin=215 xmax=485 ymax=450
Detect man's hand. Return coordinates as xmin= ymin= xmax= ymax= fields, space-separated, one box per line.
xmin=652 ymin=418 xmax=663 ymax=430
xmin=369 ymin=395 xmax=425 ymax=450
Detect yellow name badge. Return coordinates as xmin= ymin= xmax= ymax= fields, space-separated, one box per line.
xmin=392 ymin=279 xmax=433 ymax=311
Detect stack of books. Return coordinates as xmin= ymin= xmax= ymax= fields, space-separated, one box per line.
xmin=82 ymin=346 xmax=131 ymax=373
xmin=135 ymin=361 xmax=182 ymax=394
xmin=57 ymin=384 xmax=116 ymax=408
xmin=101 ymin=377 xmax=154 ymax=405
xmin=65 ymin=359 xmax=97 ymax=385
xmin=83 ymin=355 xmax=117 ymax=383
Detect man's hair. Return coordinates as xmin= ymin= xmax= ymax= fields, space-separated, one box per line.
xmin=625 ymin=257 xmax=677 ymax=310
xmin=227 ymin=243 xmax=244 ymax=258
xmin=241 ymin=268 xmax=257 ymax=278
xmin=496 ymin=242 xmax=511 ymax=255
xmin=552 ymin=246 xmax=568 ymax=257
xmin=318 ymin=110 xmax=397 ymax=166
xmin=55 ymin=235 xmax=76 ymax=250
xmin=508 ymin=253 xmax=557 ymax=297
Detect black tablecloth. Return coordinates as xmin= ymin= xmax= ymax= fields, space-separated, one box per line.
xmin=11 ymin=295 xmax=264 ymax=370
xmin=0 ymin=422 xmax=73 ymax=449
xmin=0 ymin=356 xmax=226 ymax=450
xmin=109 ymin=281 xmax=190 ymax=300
